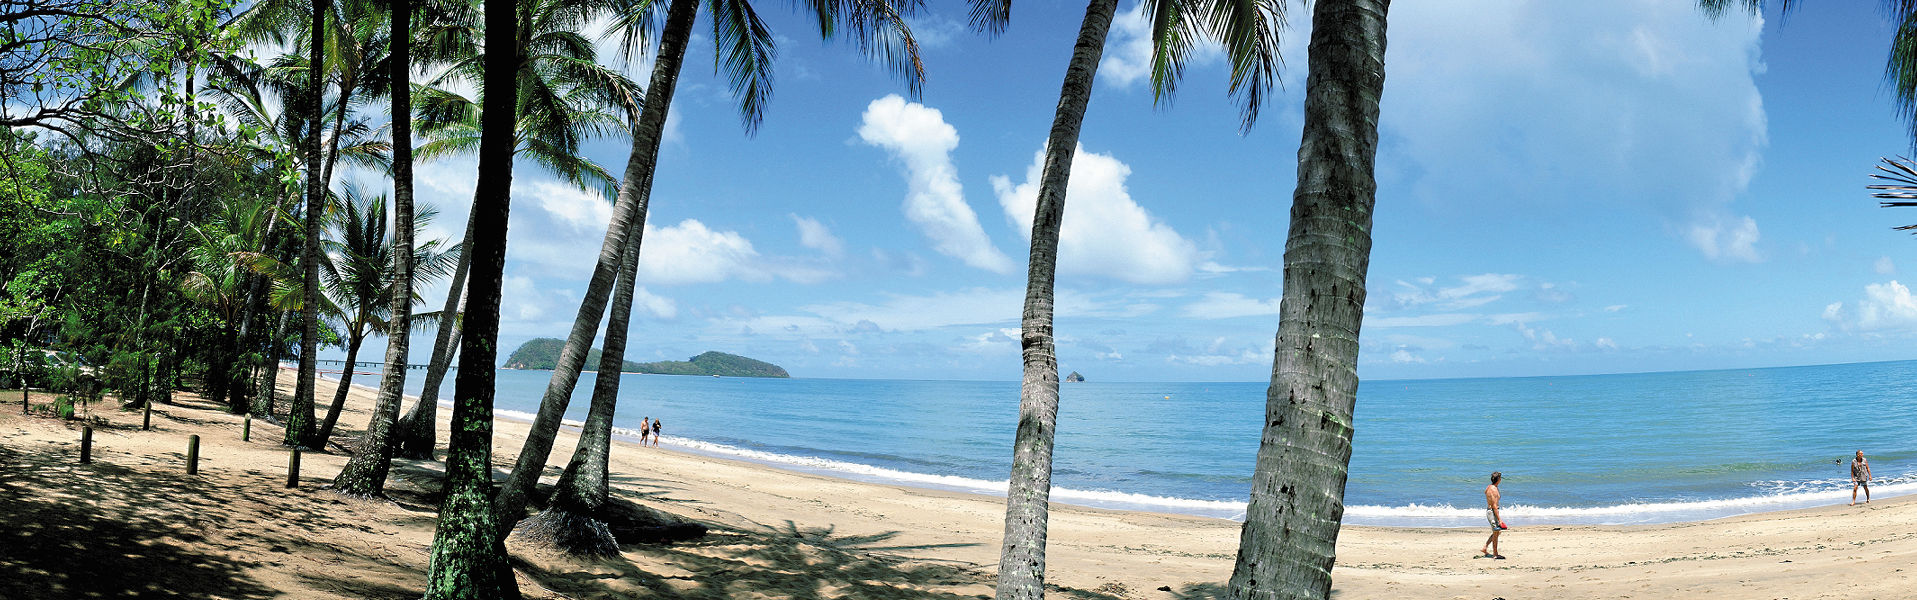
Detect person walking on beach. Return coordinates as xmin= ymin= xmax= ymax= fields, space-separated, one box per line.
xmin=1481 ymin=471 xmax=1508 ymax=559
xmin=649 ymin=418 xmax=662 ymax=447
xmin=1852 ymin=450 xmax=1873 ymax=505
xmin=639 ymin=417 xmax=651 ymax=447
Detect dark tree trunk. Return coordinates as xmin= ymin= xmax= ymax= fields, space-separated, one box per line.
xmin=995 ymin=0 xmax=1116 ymax=598
xmin=516 ymin=222 xmax=645 ymax=555
xmin=287 ymin=0 xmax=329 ymax=448
xmin=421 ymin=0 xmax=519 ymax=592
xmin=334 ymin=0 xmax=417 ymax=496
xmin=311 ymin=331 xmax=365 ymax=448
xmin=256 ymin=310 xmax=291 ymax=419
xmin=394 ymin=206 xmax=475 ymax=461
xmin=1227 ymin=1 xmax=1389 ymax=599
xmin=492 ymin=0 xmax=695 ymax=537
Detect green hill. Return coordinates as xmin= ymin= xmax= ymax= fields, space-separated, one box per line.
xmin=502 ymin=338 xmax=789 ymax=378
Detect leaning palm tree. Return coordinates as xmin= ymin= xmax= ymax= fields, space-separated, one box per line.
xmin=387 ymin=0 xmax=638 ymax=463
xmin=490 ymin=0 xmax=927 ymax=539
xmin=308 ymin=188 xmax=455 ymax=449
xmin=420 ymin=0 xmax=520 ymax=591
xmin=1869 ymin=156 xmax=1917 ymax=228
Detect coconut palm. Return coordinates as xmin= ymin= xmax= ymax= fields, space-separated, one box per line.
xmin=307 ymin=187 xmax=457 ymax=449
xmin=333 ymin=0 xmax=425 ymax=497
xmin=386 ymin=0 xmax=638 ymax=463
xmin=490 ymin=0 xmax=927 ymax=541
xmin=181 ymin=194 xmax=291 ymax=413
xmin=420 ymin=0 xmax=520 ymax=590
xmin=1136 ymin=0 xmax=1383 ymax=598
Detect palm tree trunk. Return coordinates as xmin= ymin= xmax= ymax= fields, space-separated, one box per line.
xmin=1227 ymin=1 xmax=1388 ymax=599
xmin=995 ymin=0 xmax=1116 ymax=597
xmin=492 ymin=0 xmax=696 ymax=537
xmin=312 ymin=330 xmax=366 ymax=447
xmin=421 ymin=0 xmax=519 ymax=591
xmin=335 ymin=0 xmax=417 ymax=496
xmin=257 ymin=309 xmax=291 ymax=420
xmin=516 ymin=222 xmax=645 ymax=555
xmin=287 ymin=0 xmax=329 ymax=448
xmin=394 ymin=206 xmax=475 ymax=460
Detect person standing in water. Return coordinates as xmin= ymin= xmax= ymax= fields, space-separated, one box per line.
xmin=1852 ymin=450 xmax=1873 ymax=505
xmin=1480 ymin=471 xmax=1508 ymax=559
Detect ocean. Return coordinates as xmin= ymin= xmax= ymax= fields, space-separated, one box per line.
xmin=364 ymin=359 xmax=1917 ymax=527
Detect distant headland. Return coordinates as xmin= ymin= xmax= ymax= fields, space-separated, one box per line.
xmin=502 ymin=338 xmax=790 ymax=378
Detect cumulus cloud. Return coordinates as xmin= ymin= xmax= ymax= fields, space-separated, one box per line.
xmin=1825 ymin=280 xmax=1917 ymax=331
xmin=529 ymin=180 xmax=612 ymax=232
xmin=1383 ymin=0 xmax=1767 ymax=262
xmin=1877 ymin=256 xmax=1898 ymax=275
xmin=857 ymin=95 xmax=1015 ymax=273
xmin=791 ymin=214 xmax=845 ymax=257
xmin=993 ymin=145 xmax=1202 ymax=284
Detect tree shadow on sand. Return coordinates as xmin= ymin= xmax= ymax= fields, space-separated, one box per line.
xmin=0 ymin=439 xmax=426 ymax=599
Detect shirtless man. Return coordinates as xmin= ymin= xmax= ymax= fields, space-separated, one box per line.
xmin=1481 ymin=471 xmax=1507 ymax=559
xmin=1852 ymin=450 xmax=1873 ymax=505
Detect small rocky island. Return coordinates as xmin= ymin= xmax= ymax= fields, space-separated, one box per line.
xmin=504 ymin=338 xmax=790 ymax=378
xmin=1065 ymin=371 xmax=1085 ymax=382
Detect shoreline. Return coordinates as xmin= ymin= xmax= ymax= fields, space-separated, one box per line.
xmin=319 ymin=369 xmax=1908 ymax=529
xmin=4 ymin=370 xmax=1916 ymax=597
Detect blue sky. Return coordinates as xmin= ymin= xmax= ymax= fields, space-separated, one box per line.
xmin=330 ymin=0 xmax=1917 ymax=382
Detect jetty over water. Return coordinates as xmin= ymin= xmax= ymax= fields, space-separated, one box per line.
xmin=309 ymin=359 xmax=448 ymax=372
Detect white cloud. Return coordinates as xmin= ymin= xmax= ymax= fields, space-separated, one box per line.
xmin=633 ymin=287 xmax=677 ymax=319
xmin=993 ymin=145 xmax=1202 ymax=284
xmin=1877 ymin=256 xmax=1898 ymax=275
xmin=529 ymin=180 xmax=612 ymax=232
xmin=1604 ymin=304 xmax=1628 ymax=312
xmin=636 ymin=219 xmax=775 ymax=285
xmin=1390 ymin=349 xmax=1427 ymax=364
xmin=1686 ymin=214 xmax=1762 ymax=263
xmin=791 ymin=214 xmax=845 ymax=257
xmin=1826 ymin=280 xmax=1917 ymax=331
xmin=857 ymin=95 xmax=1015 ymax=273
xmin=1383 ymin=0 xmax=1767 ymax=262
xmin=1366 ymin=313 xmax=1481 ymax=328
xmin=1385 ymin=274 xmax=1525 ymax=311
xmin=1180 ymin=292 xmax=1280 ymax=319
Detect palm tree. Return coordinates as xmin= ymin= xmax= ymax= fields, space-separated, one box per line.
xmin=421 ymin=0 xmax=520 ymax=592
xmin=491 ymin=0 xmax=927 ymax=539
xmin=388 ymin=0 xmax=638 ymax=463
xmin=334 ymin=0 xmax=423 ymax=496
xmin=308 ymin=188 xmax=456 ymax=449
xmin=1139 ymin=0 xmax=1379 ymax=598
xmin=971 ymin=0 xmax=1130 ymax=592
xmin=181 ymin=194 xmax=287 ymax=413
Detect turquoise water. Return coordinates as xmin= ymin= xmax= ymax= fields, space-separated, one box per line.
xmin=369 ymin=359 xmax=1917 ymax=526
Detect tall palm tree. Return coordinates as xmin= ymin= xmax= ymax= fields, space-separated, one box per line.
xmin=388 ymin=0 xmax=637 ymax=463
xmin=964 ymin=0 xmax=1120 ymax=595
xmin=334 ymin=0 xmax=423 ymax=495
xmin=309 ymin=188 xmax=456 ymax=449
xmin=181 ymin=194 xmax=288 ymax=413
xmin=1136 ymin=0 xmax=1380 ymax=598
xmin=491 ymin=0 xmax=927 ymax=538
xmin=421 ymin=0 xmax=519 ymax=592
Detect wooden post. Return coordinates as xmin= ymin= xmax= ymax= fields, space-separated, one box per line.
xmin=242 ymin=414 xmax=251 ymax=441
xmin=286 ymin=447 xmax=301 ymax=488
xmin=142 ymin=400 xmax=152 ymax=430
xmin=186 ymin=435 xmax=200 ymax=475
xmin=80 ymin=426 xmax=92 ymax=464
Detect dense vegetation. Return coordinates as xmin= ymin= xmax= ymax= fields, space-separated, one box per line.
xmin=503 ymin=339 xmax=788 ymax=377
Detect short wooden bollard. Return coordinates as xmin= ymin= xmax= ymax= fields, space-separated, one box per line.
xmin=285 ymin=447 xmax=301 ymax=488
xmin=242 ymin=414 xmax=251 ymax=441
xmin=186 ymin=435 xmax=200 ymax=475
xmin=80 ymin=426 xmax=92 ymax=464
xmin=142 ymin=401 xmax=152 ymax=431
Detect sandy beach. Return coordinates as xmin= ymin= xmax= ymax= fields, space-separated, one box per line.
xmin=1 ymin=370 xmax=1913 ymax=599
